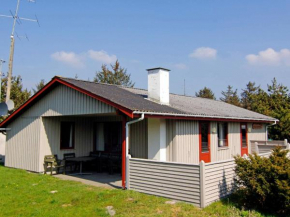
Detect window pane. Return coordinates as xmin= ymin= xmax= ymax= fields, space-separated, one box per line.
xmin=61 ymin=122 xmax=74 ymax=149
xmin=201 ymin=123 xmax=209 ymax=152
xmin=96 ymin=123 xmax=105 ymax=151
xmin=241 ymin=124 xmax=247 ymax=147
xmin=218 ymin=122 xmax=228 ymax=147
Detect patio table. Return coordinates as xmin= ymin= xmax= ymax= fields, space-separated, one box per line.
xmin=66 ymin=156 xmax=96 ymax=175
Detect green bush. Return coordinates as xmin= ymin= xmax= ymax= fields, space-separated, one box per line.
xmin=234 ymin=147 xmax=290 ymax=215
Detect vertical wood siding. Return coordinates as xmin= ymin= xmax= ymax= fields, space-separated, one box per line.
xmin=6 ymin=83 xmax=118 ymax=172
xmin=129 ymin=119 xmax=148 ymax=159
xmin=166 ymin=120 xmax=199 ymax=164
xmin=248 ymin=123 xmax=266 ymax=154
xmin=129 ymin=158 xmax=201 ymax=206
xmin=0 ymin=134 xmax=5 ymax=162
xmin=39 ymin=117 xmax=94 ymax=172
xmin=25 ymin=84 xmax=116 ymax=117
xmin=211 ymin=122 xmax=241 ymax=162
xmin=6 ymin=117 xmax=41 ymax=172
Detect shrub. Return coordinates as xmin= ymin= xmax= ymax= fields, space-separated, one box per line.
xmin=234 ymin=147 xmax=290 ymax=214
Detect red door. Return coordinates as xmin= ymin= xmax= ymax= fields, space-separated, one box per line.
xmin=240 ymin=123 xmax=248 ymax=156
xmin=199 ymin=122 xmax=211 ymax=163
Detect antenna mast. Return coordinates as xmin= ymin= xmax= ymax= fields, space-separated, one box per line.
xmin=0 ymin=60 xmax=6 ymax=100
xmin=0 ymin=0 xmax=39 ymax=102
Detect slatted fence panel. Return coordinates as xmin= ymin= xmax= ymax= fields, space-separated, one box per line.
xmin=129 ymin=158 xmax=201 ymax=206
xmin=204 ymin=159 xmax=236 ymax=206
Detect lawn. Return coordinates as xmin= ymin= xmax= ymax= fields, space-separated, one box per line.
xmin=0 ymin=165 xmax=276 ymax=217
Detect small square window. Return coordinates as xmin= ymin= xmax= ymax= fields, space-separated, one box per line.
xmin=60 ymin=122 xmax=75 ymax=149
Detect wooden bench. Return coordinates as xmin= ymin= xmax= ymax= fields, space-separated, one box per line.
xmin=44 ymin=155 xmax=65 ymax=175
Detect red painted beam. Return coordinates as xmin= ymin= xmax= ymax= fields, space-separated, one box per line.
xmin=55 ymin=78 xmax=134 ymax=118
xmin=0 ymin=77 xmax=134 ymax=128
xmin=0 ymin=78 xmax=58 ymax=128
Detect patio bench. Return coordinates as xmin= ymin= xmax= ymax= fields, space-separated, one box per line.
xmin=44 ymin=155 xmax=65 ymax=175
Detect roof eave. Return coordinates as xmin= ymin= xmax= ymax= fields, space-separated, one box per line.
xmin=0 ymin=77 xmax=135 ymax=128
xmin=132 ymin=111 xmax=278 ymax=123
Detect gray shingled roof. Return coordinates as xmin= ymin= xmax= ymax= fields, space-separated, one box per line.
xmin=60 ymin=77 xmax=277 ymax=122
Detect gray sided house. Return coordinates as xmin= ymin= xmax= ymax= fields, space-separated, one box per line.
xmin=0 ymin=68 xmax=278 ymax=207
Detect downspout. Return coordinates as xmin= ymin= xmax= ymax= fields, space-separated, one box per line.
xmin=266 ymin=120 xmax=277 ymax=145
xmin=125 ymin=113 xmax=144 ymax=189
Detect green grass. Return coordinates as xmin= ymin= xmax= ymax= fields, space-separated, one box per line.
xmin=0 ymin=165 xmax=276 ymax=217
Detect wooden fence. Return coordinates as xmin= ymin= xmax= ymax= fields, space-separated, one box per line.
xmin=250 ymin=139 xmax=289 ymax=154
xmin=128 ymin=158 xmax=201 ymax=206
xmin=128 ymin=146 xmax=290 ymax=208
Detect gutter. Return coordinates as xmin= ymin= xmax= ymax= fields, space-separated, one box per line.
xmin=125 ymin=113 xmax=144 ymax=189
xmin=0 ymin=128 xmax=11 ymax=131
xmin=266 ymin=120 xmax=277 ymax=144
xmin=0 ymin=128 xmax=11 ymax=135
xmin=132 ymin=111 xmax=278 ymax=122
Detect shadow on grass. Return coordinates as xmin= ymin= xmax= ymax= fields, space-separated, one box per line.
xmin=219 ymin=191 xmax=284 ymax=217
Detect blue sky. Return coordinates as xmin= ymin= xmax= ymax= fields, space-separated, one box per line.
xmin=0 ymin=0 xmax=290 ymax=98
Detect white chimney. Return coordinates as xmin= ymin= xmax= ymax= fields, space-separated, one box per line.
xmin=147 ymin=67 xmax=170 ymax=105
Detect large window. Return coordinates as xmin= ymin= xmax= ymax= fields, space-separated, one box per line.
xmin=60 ymin=122 xmax=75 ymax=149
xmin=217 ymin=122 xmax=228 ymax=147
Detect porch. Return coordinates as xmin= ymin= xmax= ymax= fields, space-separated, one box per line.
xmin=40 ymin=114 xmax=148 ymax=188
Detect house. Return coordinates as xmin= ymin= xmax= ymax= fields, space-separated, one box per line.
xmin=0 ymin=67 xmax=280 ymax=207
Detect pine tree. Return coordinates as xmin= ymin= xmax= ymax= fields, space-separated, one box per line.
xmin=195 ymin=87 xmax=216 ymax=99
xmin=94 ymin=60 xmax=135 ymax=87
xmin=220 ymin=85 xmax=241 ymax=106
xmin=266 ymin=78 xmax=290 ymax=140
xmin=32 ymin=79 xmax=46 ymax=94
xmin=241 ymin=82 xmax=260 ymax=110
xmin=1 ymin=74 xmax=31 ymax=111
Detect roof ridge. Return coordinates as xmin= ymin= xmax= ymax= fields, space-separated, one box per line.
xmin=57 ymin=77 xmax=228 ymax=103
xmin=56 ymin=77 xmax=275 ymax=117
xmin=58 ymin=77 xmax=128 ymax=88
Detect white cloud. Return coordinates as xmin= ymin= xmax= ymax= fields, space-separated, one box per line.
xmin=174 ymin=63 xmax=187 ymax=69
xmin=189 ymin=47 xmax=217 ymax=59
xmin=51 ymin=50 xmax=118 ymax=67
xmin=88 ymin=50 xmax=117 ymax=64
xmin=51 ymin=51 xmax=84 ymax=68
xmin=246 ymin=48 xmax=290 ymax=66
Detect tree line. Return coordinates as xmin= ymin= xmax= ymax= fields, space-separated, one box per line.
xmin=196 ymin=79 xmax=290 ymax=141
xmin=2 ymin=60 xmax=289 ymax=141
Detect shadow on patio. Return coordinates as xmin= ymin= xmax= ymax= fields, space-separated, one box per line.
xmin=55 ymin=172 xmax=122 ymax=189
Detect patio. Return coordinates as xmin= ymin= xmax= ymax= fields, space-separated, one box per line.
xmin=56 ymin=172 xmax=122 ymax=189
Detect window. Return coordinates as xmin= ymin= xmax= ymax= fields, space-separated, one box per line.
xmin=94 ymin=122 xmax=122 ymax=153
xmin=60 ymin=122 xmax=75 ymax=149
xmin=241 ymin=124 xmax=247 ymax=148
xmin=200 ymin=122 xmax=210 ymax=153
xmin=217 ymin=122 xmax=228 ymax=147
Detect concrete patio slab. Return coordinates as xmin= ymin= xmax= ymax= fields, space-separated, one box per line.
xmin=56 ymin=172 xmax=122 ymax=189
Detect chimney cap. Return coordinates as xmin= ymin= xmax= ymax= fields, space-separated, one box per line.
xmin=146 ymin=67 xmax=170 ymax=72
